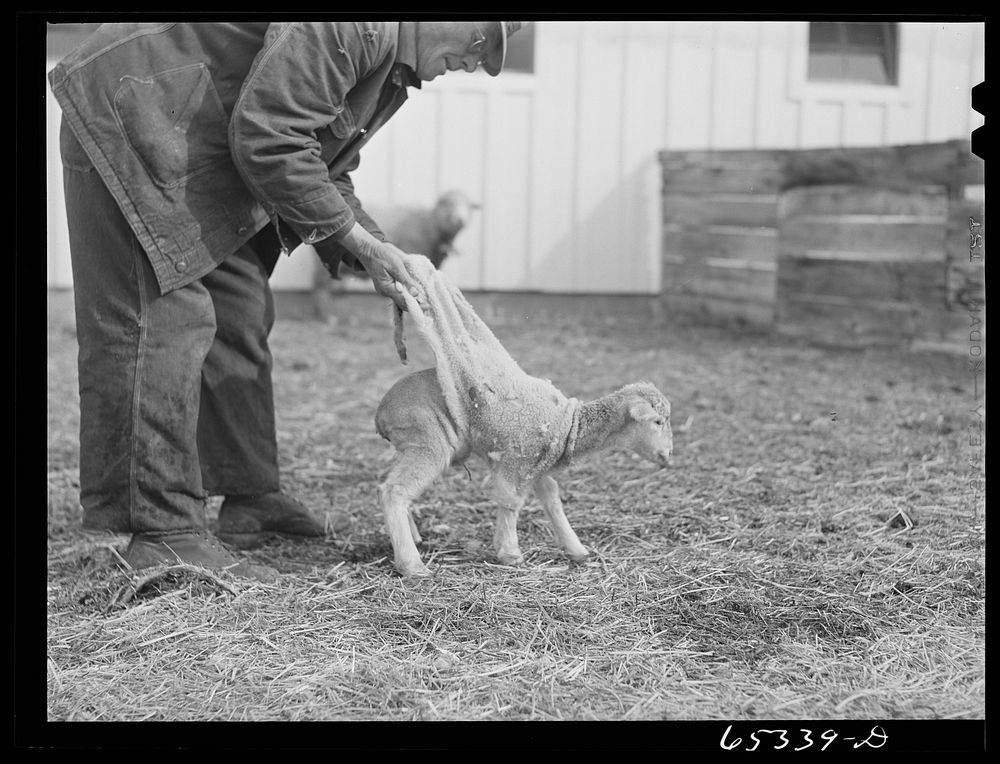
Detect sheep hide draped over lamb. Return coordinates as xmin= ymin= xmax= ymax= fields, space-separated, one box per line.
xmin=392 ymin=259 xmax=581 ymax=504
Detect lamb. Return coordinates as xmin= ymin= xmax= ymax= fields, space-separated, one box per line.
xmin=368 ymin=189 xmax=480 ymax=269
xmin=374 ymin=260 xmax=673 ymax=577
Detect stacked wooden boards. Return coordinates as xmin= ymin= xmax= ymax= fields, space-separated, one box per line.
xmin=775 ymin=185 xmax=948 ymax=348
xmin=659 ymin=141 xmax=984 ymax=350
xmin=660 ymin=150 xmax=784 ymax=326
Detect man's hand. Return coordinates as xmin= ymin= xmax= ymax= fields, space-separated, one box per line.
xmin=358 ymin=241 xmax=428 ymax=311
xmin=328 ymin=222 xmax=428 ymax=311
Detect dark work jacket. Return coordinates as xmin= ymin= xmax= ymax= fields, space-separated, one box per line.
xmin=48 ymin=22 xmax=419 ymax=293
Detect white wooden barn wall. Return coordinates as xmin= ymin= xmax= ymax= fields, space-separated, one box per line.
xmin=45 ymin=21 xmax=984 ymax=292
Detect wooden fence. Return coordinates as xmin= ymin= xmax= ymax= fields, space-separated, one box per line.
xmin=659 ymin=141 xmax=984 ymax=350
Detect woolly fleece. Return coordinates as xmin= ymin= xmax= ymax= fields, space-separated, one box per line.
xmin=396 ymin=260 xmax=580 ymax=500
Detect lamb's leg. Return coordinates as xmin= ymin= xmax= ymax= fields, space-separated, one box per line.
xmin=493 ymin=504 xmax=525 ymax=566
xmin=407 ymin=512 xmax=422 ymax=544
xmin=492 ymin=481 xmax=527 ymax=566
xmin=533 ymin=474 xmax=589 ymax=562
xmin=378 ymin=449 xmax=448 ymax=577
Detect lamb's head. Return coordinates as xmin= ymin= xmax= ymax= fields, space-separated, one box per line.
xmin=433 ymin=190 xmax=480 ymax=239
xmin=617 ymin=382 xmax=673 ymax=467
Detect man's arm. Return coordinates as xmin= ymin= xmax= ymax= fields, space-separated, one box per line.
xmin=315 ymin=154 xmax=424 ymax=309
xmin=230 ymin=22 xmax=372 ymax=244
xmin=229 ymin=21 xmax=421 ymax=306
xmin=318 ymin=151 xmax=388 ymax=276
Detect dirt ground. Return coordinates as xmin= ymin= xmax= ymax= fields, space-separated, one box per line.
xmin=45 ymin=288 xmax=984 ymax=724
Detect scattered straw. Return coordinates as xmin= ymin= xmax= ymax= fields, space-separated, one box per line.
xmin=45 ymin=291 xmax=984 ymax=721
xmin=108 ymin=564 xmax=239 ymax=610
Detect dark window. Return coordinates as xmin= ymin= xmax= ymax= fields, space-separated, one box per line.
xmin=808 ymin=22 xmax=899 ymax=86
xmin=503 ymin=23 xmax=535 ymax=74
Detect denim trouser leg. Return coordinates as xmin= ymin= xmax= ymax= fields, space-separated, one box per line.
xmin=197 ymin=229 xmax=281 ymax=496
xmin=64 ymin=160 xmax=284 ymax=534
xmin=65 ymin=161 xmax=216 ymax=534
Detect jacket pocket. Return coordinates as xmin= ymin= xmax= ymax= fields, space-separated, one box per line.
xmin=114 ymin=63 xmax=230 ymax=189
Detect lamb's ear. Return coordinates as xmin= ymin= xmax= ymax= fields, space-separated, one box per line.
xmin=628 ymin=399 xmax=659 ymax=422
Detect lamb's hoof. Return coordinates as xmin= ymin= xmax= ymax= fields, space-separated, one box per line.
xmin=567 ymin=549 xmax=590 ymax=562
xmin=397 ymin=562 xmax=432 ymax=578
xmin=497 ymin=552 xmax=524 ymax=567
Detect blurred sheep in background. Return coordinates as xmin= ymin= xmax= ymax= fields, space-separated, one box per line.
xmin=370 ymin=189 xmax=480 ymax=270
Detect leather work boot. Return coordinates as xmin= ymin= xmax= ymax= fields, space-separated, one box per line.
xmin=215 ymin=492 xmax=327 ymax=550
xmin=122 ymin=531 xmax=280 ymax=582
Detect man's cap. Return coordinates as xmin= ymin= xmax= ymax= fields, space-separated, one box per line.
xmin=482 ymin=22 xmax=527 ymax=77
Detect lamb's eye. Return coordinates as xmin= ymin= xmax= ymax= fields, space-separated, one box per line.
xmin=653 ymin=417 xmax=665 ymax=427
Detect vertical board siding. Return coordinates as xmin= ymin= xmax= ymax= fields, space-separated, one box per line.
xmin=620 ymin=24 xmax=671 ymax=294
xmin=664 ymin=23 xmax=715 ymax=150
xmin=925 ymin=24 xmax=979 ymax=142
xmin=528 ymin=23 xmax=580 ymax=293
xmin=573 ymin=22 xmax=627 ymax=293
xmin=800 ymin=100 xmax=844 ymax=148
xmin=884 ymin=23 xmax=932 ymax=145
xmin=436 ymin=89 xmax=489 ymax=288
xmin=756 ymin=23 xmax=800 ymax=148
xmin=482 ymin=91 xmax=533 ymax=289
xmin=386 ymin=89 xmax=441 ymax=205
xmin=711 ymin=23 xmax=760 ymax=150
xmin=842 ymin=102 xmax=887 ymax=146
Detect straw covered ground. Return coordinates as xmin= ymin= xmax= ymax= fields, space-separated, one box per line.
xmin=46 ymin=289 xmax=984 ymax=722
